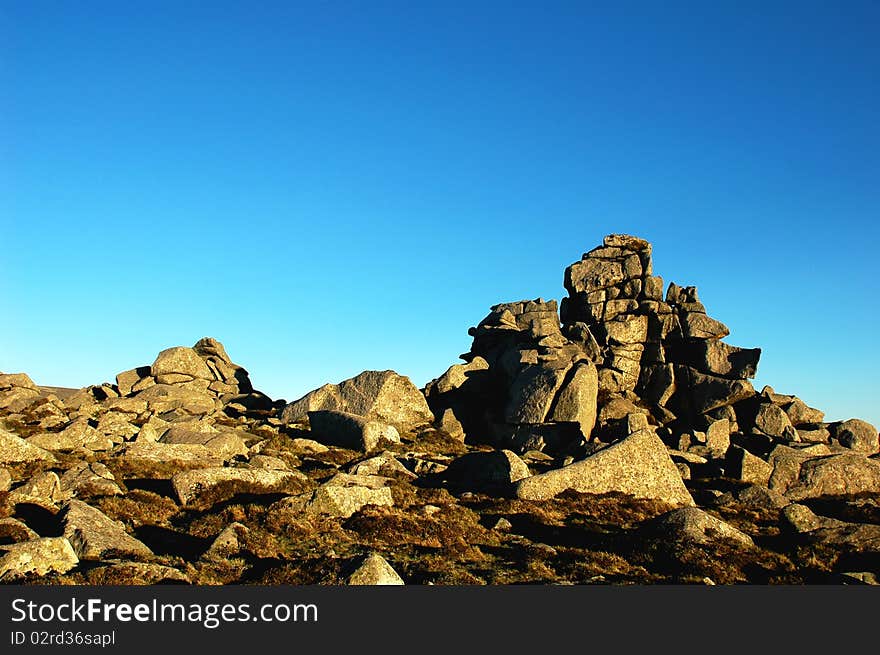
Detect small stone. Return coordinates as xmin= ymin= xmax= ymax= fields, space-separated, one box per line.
xmin=346 ymin=552 xmax=404 ymax=585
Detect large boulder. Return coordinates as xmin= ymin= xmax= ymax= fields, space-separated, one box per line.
xmin=830 ymin=419 xmax=878 ymax=454
xmin=782 ymin=453 xmax=880 ymax=501
xmin=281 ymin=370 xmax=434 ymax=431
xmin=514 ymin=429 xmax=694 ymax=506
xmin=151 ymin=347 xmax=213 ymax=382
xmin=307 ymin=410 xmax=401 ymax=452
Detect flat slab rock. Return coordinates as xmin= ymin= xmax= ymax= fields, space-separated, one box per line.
xmin=171 ymin=467 xmax=311 ymax=507
xmin=514 ymin=429 xmax=695 ymax=507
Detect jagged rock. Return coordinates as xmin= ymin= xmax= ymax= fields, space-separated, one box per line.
xmin=425 ymin=357 xmax=490 ymax=396
xmin=545 ymin=361 xmax=598 ymax=438
xmin=202 ymin=522 xmax=249 ymax=560
xmin=0 ymin=518 xmax=39 ymax=543
xmin=59 ymin=463 xmax=123 ymax=498
xmin=726 ymin=446 xmax=773 ymax=486
xmin=304 ymin=474 xmax=394 ymax=518
xmin=0 ymin=374 xmax=42 ymax=413
xmin=0 ymin=428 xmax=55 ymax=464
xmin=172 ymin=467 xmax=310 ymax=508
xmin=282 ymin=370 xmax=434 ymax=430
xmin=9 ymin=471 xmax=65 ymax=507
xmin=830 ymin=419 xmax=878 ymax=454
xmin=646 ymin=507 xmax=754 ymax=548
xmin=0 ymin=537 xmax=79 ymax=580
xmin=754 ymin=402 xmax=797 ymax=440
xmin=27 ymin=417 xmax=114 ymax=451
xmin=514 ymin=429 xmax=694 ymax=506
xmin=346 ymin=552 xmax=404 ymax=585
xmin=62 ymin=500 xmax=153 ymax=561
xmin=116 ymin=367 xmax=151 ymax=396
xmin=668 ymin=340 xmax=760 ymax=379
xmin=679 ymin=313 xmax=730 ymax=340
xmin=437 ymin=407 xmax=466 ymax=440
xmin=785 ymin=398 xmax=824 ymax=426
xmin=0 ymin=467 xmax=11 ymax=491
xmin=443 ymin=450 xmax=530 ymax=492
xmin=308 ymin=410 xmax=401 ymax=452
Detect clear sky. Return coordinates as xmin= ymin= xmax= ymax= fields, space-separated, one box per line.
xmin=2 ymin=1 xmax=878 ymax=427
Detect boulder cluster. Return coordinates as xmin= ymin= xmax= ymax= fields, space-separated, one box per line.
xmin=1 ymin=235 xmax=878 ymax=585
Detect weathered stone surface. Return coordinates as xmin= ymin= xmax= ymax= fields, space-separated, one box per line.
xmin=62 ymin=500 xmax=152 ymax=561
xmin=505 ymin=365 xmax=569 ymax=424
xmin=443 ymin=450 xmax=530 ymax=492
xmin=134 ymin=384 xmax=218 ymax=416
xmin=0 ymin=537 xmax=79 ymax=580
xmin=784 ymin=398 xmax=824 ymax=426
xmin=679 ymin=313 xmax=730 ymax=340
xmin=160 ymin=426 xmax=248 ymax=458
xmin=305 ymin=475 xmax=394 ymax=518
xmin=726 ymin=446 xmax=773 ymax=486
xmin=308 ymin=410 xmax=401 ymax=452
xmin=546 ymin=360 xmax=598 ymax=438
xmin=9 ymin=471 xmax=64 ymax=506
xmin=151 ymin=347 xmax=213 ymax=381
xmin=172 ymin=467 xmax=310 ymax=508
xmin=0 ymin=467 xmax=11 ymax=491
xmin=783 ymin=504 xmax=880 ymax=552
xmin=347 ymin=552 xmax=404 ymax=585
xmin=754 ymin=402 xmax=797 ymax=440
xmin=202 ymin=522 xmax=249 ymax=560
xmin=425 ymin=357 xmax=490 ymax=396
xmin=514 ymin=429 xmax=694 ymax=506
xmin=783 ymin=454 xmax=880 ymax=501
xmin=282 ymin=370 xmax=434 ymax=430
xmin=287 ymin=438 xmax=329 ymax=455
xmin=705 ymin=419 xmax=731 ymax=459
xmin=117 ymin=441 xmax=224 ymax=478
xmin=0 ymin=518 xmax=39 ymax=543
xmin=59 ymin=463 xmax=123 ymax=498
xmin=670 ymin=340 xmax=760 ymax=379
xmin=437 ymin=407 xmax=466 ymax=440
xmin=830 ymin=419 xmax=878 ymax=454
xmin=647 ymin=507 xmax=754 ymax=548
xmin=0 ymin=428 xmax=54 ymax=464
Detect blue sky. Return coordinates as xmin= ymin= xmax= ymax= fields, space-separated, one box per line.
xmin=2 ymin=1 xmax=878 ymax=427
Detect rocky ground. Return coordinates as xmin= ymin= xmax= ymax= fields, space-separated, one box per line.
xmin=1 ymin=234 xmax=878 ymax=585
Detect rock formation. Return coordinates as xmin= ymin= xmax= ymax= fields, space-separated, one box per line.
xmin=1 ymin=235 xmax=878 ymax=586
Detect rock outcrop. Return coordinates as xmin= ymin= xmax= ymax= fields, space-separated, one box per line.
xmin=1 ymin=234 xmax=877 ymax=587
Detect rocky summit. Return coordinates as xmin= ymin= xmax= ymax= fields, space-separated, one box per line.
xmin=1 ymin=234 xmax=878 ymax=585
